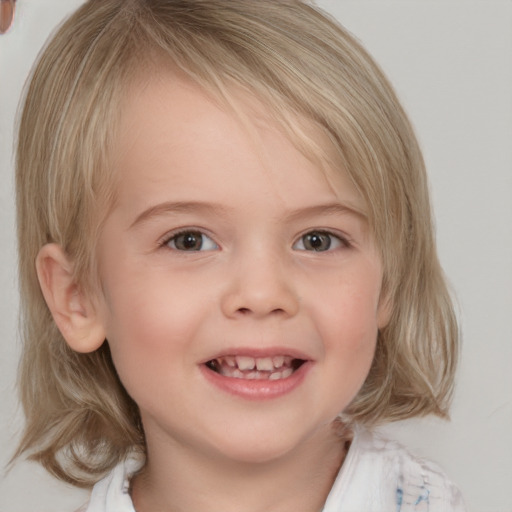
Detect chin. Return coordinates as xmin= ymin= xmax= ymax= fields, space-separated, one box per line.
xmin=204 ymin=423 xmax=327 ymax=467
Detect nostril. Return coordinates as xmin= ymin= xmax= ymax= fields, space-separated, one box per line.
xmin=236 ymin=307 xmax=286 ymax=316
xmin=222 ymin=281 xmax=299 ymax=319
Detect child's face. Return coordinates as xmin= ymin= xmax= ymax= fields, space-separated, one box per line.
xmin=93 ymin=73 xmax=390 ymax=464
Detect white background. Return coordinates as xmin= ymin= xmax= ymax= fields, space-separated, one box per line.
xmin=1 ymin=1 xmax=511 ymax=511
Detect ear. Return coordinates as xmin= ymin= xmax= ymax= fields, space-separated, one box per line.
xmin=36 ymin=243 xmax=106 ymax=353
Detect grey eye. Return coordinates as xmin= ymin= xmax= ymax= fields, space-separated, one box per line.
xmin=167 ymin=231 xmax=218 ymax=251
xmin=293 ymin=231 xmax=343 ymax=252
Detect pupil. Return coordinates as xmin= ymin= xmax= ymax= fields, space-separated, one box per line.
xmin=177 ymin=232 xmax=202 ymax=250
xmin=305 ymin=232 xmax=330 ymax=251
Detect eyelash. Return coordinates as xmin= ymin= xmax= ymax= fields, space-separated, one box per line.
xmin=159 ymin=228 xmax=352 ymax=253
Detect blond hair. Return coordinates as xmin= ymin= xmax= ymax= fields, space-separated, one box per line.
xmin=15 ymin=0 xmax=458 ymax=487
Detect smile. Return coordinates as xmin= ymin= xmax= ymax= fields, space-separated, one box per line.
xmin=205 ymin=355 xmax=305 ymax=381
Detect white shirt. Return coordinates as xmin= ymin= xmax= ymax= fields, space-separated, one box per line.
xmin=80 ymin=427 xmax=466 ymax=512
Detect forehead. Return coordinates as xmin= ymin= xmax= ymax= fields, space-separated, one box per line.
xmin=111 ymin=69 xmax=366 ymax=216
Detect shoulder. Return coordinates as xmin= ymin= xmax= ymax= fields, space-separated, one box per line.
xmin=324 ymin=426 xmax=466 ymax=512
xmin=366 ymin=429 xmax=466 ymax=511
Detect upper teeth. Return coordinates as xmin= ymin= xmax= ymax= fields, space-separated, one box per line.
xmin=208 ymin=355 xmax=299 ymax=380
xmin=229 ymin=355 xmax=290 ymax=371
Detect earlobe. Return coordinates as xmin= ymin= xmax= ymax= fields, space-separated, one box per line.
xmin=36 ymin=243 xmax=106 ymax=353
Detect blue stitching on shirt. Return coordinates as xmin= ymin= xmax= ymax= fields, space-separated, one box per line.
xmin=396 ymin=486 xmax=404 ymax=512
xmin=415 ymin=487 xmax=430 ymax=508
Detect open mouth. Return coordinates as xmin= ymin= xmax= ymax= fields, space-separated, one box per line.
xmin=205 ymin=355 xmax=305 ymax=381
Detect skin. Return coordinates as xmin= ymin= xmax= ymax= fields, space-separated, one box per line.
xmin=37 ymin=72 xmax=390 ymax=512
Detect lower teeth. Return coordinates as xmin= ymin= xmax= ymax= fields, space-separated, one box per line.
xmin=229 ymin=368 xmax=294 ymax=380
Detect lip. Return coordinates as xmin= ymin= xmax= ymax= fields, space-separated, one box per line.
xmin=200 ymin=357 xmax=312 ymax=401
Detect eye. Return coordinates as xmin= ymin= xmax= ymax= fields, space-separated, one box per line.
xmin=165 ymin=230 xmax=218 ymax=251
xmin=293 ymin=231 xmax=346 ymax=252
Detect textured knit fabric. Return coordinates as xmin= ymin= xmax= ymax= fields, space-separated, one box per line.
xmin=79 ymin=426 xmax=466 ymax=512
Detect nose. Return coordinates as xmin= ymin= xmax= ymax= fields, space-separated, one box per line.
xmin=220 ymin=249 xmax=300 ymax=320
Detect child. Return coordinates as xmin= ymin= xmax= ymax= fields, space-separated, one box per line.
xmin=14 ymin=0 xmax=465 ymax=510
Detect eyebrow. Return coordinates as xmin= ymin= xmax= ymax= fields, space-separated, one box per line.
xmin=129 ymin=200 xmax=367 ymax=229
xmin=284 ymin=203 xmax=367 ymax=223
xmin=130 ymin=201 xmax=230 ymax=229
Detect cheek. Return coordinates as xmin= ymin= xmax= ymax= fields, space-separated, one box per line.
xmin=315 ymin=269 xmax=383 ymax=346
xmin=99 ymin=271 xmax=205 ymax=390
xmin=310 ymin=267 xmax=382 ymax=399
xmin=102 ymin=260 xmax=204 ymax=334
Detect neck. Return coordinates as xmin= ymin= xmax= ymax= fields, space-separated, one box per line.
xmin=131 ymin=422 xmax=350 ymax=512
